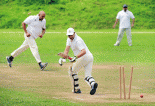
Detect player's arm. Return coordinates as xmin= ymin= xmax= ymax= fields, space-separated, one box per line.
xmin=42 ymin=28 xmax=46 ymax=35
xmin=70 ymin=49 xmax=86 ymax=62
xmin=113 ymin=19 xmax=119 ymax=28
xmin=22 ymin=22 xmax=31 ymax=37
xmin=39 ymin=28 xmax=46 ymax=38
xmin=63 ymin=46 xmax=70 ymax=59
xmin=76 ymin=49 xmax=86 ymax=58
xmin=75 ymin=41 xmax=86 ymax=58
xmin=70 ymin=40 xmax=86 ymax=62
xmin=22 ymin=16 xmax=34 ymax=37
xmin=39 ymin=19 xmax=46 ymax=38
xmin=131 ymin=18 xmax=135 ymax=27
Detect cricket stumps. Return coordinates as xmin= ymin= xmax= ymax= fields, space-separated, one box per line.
xmin=119 ymin=66 xmax=133 ymax=99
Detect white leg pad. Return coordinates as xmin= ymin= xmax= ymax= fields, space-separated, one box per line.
xmin=85 ymin=76 xmax=96 ymax=87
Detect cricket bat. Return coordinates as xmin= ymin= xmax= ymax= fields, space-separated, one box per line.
xmin=57 ymin=52 xmax=72 ymax=60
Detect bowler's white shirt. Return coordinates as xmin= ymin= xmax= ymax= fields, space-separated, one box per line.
xmin=24 ymin=15 xmax=46 ymax=39
xmin=66 ymin=33 xmax=92 ymax=56
xmin=116 ymin=10 xmax=135 ymax=28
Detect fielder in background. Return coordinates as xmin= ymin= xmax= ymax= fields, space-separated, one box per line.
xmin=113 ymin=4 xmax=135 ymax=46
xmin=6 ymin=11 xmax=48 ymax=71
xmin=62 ymin=28 xmax=98 ymax=95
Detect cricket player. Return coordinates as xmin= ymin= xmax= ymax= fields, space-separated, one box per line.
xmin=113 ymin=4 xmax=135 ymax=46
xmin=6 ymin=11 xmax=48 ymax=70
xmin=61 ymin=28 xmax=98 ymax=95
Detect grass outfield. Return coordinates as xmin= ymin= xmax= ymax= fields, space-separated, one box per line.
xmin=0 ymin=87 xmax=83 ymax=106
xmin=0 ymin=29 xmax=154 ymax=64
xmin=0 ymin=29 xmax=155 ymax=105
xmin=1 ymin=88 xmax=155 ymax=106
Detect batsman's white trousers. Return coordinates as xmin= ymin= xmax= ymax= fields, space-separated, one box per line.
xmin=116 ymin=28 xmax=132 ymax=44
xmin=72 ymin=54 xmax=93 ymax=78
xmin=11 ymin=33 xmax=41 ymax=63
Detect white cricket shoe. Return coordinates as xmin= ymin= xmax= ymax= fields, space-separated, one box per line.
xmin=129 ymin=44 xmax=132 ymax=46
xmin=114 ymin=41 xmax=120 ymax=46
xmin=114 ymin=43 xmax=120 ymax=46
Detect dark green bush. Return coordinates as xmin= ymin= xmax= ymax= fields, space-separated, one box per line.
xmin=0 ymin=0 xmax=154 ymax=29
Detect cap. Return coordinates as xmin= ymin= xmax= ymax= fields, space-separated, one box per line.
xmin=66 ymin=28 xmax=75 ymax=35
xmin=123 ymin=4 xmax=128 ymax=8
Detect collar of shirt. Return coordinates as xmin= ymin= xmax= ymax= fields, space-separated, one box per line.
xmin=69 ymin=33 xmax=77 ymax=42
xmin=72 ymin=33 xmax=77 ymax=42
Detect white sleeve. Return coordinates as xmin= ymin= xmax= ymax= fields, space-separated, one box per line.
xmin=66 ymin=38 xmax=71 ymax=46
xmin=130 ymin=12 xmax=135 ymax=19
xmin=116 ymin=12 xmax=120 ymax=19
xmin=76 ymin=40 xmax=85 ymax=51
xmin=23 ymin=16 xmax=34 ymax=24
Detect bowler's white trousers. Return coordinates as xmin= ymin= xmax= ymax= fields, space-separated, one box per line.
xmin=116 ymin=28 xmax=132 ymax=44
xmin=72 ymin=54 xmax=93 ymax=78
xmin=11 ymin=33 xmax=41 ymax=63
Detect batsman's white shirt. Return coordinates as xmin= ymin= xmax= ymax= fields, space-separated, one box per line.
xmin=116 ymin=10 xmax=135 ymax=28
xmin=66 ymin=33 xmax=92 ymax=56
xmin=66 ymin=34 xmax=93 ymax=77
xmin=24 ymin=15 xmax=46 ymax=39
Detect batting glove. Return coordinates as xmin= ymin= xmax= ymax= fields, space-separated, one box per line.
xmin=70 ymin=56 xmax=77 ymax=63
xmin=59 ymin=58 xmax=66 ymax=66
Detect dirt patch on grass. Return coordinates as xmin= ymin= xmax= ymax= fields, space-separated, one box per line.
xmin=0 ymin=63 xmax=155 ymax=104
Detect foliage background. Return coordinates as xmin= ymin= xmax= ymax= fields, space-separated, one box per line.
xmin=0 ymin=0 xmax=155 ymax=29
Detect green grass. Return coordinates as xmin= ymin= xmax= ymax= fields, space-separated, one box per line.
xmin=0 ymin=87 xmax=82 ymax=106
xmin=0 ymin=29 xmax=155 ymax=105
xmin=0 ymin=29 xmax=154 ymax=65
xmin=1 ymin=87 xmax=155 ymax=106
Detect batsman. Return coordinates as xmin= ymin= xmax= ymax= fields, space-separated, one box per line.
xmin=61 ymin=28 xmax=98 ymax=95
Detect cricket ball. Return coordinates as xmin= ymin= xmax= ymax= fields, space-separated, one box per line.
xmin=140 ymin=94 xmax=143 ymax=98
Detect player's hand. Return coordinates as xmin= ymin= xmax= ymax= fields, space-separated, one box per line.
xmin=70 ymin=56 xmax=77 ymax=63
xmin=131 ymin=23 xmax=134 ymax=27
xmin=39 ymin=34 xmax=43 ymax=38
xmin=62 ymin=53 xmax=68 ymax=59
xmin=26 ymin=32 xmax=31 ymax=37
